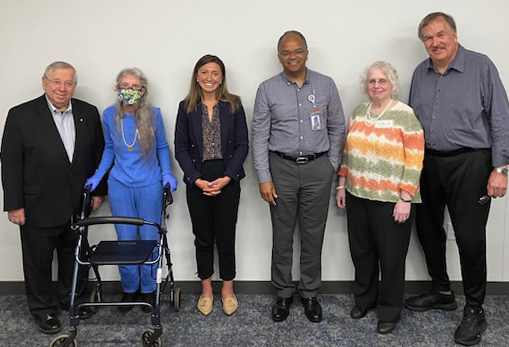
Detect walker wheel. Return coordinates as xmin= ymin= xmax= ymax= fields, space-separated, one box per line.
xmin=89 ymin=288 xmax=99 ymax=313
xmin=49 ymin=334 xmax=78 ymax=347
xmin=141 ymin=328 xmax=163 ymax=347
xmin=172 ymin=286 xmax=181 ymax=312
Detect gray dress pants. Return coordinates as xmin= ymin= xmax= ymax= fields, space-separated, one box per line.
xmin=269 ymin=152 xmax=334 ymax=298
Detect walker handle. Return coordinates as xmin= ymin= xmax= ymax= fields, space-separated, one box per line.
xmin=164 ymin=184 xmax=173 ymax=205
xmin=75 ymin=216 xmax=147 ymax=227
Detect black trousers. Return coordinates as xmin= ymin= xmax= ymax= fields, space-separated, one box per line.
xmin=346 ymin=192 xmax=413 ymax=323
xmin=186 ymin=160 xmax=241 ymax=281
xmin=416 ymin=149 xmax=491 ymax=308
xmin=20 ymin=221 xmax=88 ymax=318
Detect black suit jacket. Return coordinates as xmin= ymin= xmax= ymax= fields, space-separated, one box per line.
xmin=174 ymin=100 xmax=249 ymax=185
xmin=1 ymin=95 xmax=106 ymax=227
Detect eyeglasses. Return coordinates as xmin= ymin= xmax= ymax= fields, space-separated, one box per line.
xmin=45 ymin=78 xmax=76 ymax=88
xmin=118 ymin=83 xmax=144 ymax=91
xmin=368 ymin=79 xmax=389 ymax=87
xmin=279 ymin=49 xmax=306 ymax=58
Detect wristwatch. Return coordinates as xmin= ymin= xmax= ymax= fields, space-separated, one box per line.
xmin=494 ymin=166 xmax=508 ymax=176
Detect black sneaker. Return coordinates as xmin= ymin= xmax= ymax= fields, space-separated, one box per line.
xmin=454 ymin=306 xmax=487 ymax=346
xmin=141 ymin=292 xmax=156 ymax=313
xmin=405 ymin=289 xmax=457 ymax=311
xmin=119 ymin=291 xmax=140 ymax=313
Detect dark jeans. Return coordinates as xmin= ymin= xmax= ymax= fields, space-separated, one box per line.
xmin=186 ymin=160 xmax=241 ymax=281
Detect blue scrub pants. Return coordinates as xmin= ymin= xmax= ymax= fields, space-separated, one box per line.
xmin=108 ymin=179 xmax=162 ymax=294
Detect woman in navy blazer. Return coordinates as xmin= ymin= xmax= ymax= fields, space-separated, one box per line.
xmin=175 ymin=55 xmax=248 ymax=316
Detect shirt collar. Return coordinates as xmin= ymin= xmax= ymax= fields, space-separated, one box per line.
xmin=45 ymin=95 xmax=73 ymax=115
xmin=281 ymin=68 xmax=311 ymax=86
xmin=426 ymin=44 xmax=465 ymax=74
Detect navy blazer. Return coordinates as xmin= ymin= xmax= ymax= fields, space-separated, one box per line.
xmin=174 ymin=100 xmax=249 ymax=185
xmin=1 ymin=95 xmax=106 ymax=227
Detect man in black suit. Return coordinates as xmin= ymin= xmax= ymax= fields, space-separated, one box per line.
xmin=1 ymin=61 xmax=106 ymax=334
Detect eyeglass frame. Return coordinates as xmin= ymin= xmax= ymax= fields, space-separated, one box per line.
xmin=44 ymin=77 xmax=76 ymax=89
xmin=367 ymin=79 xmax=390 ymax=87
xmin=117 ymin=83 xmax=145 ymax=91
xmin=278 ymin=48 xmax=307 ymax=58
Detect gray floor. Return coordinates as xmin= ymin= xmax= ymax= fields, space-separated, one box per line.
xmin=1 ymin=294 xmax=509 ymax=346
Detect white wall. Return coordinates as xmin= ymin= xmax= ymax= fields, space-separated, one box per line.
xmin=0 ymin=0 xmax=508 ymax=283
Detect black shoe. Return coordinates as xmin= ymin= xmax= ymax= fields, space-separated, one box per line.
xmin=301 ymin=297 xmax=322 ymax=323
xmin=454 ymin=306 xmax=487 ymax=346
xmin=141 ymin=292 xmax=156 ymax=313
xmin=272 ymin=296 xmax=293 ymax=322
xmin=377 ymin=320 xmax=397 ymax=334
xmin=119 ymin=291 xmax=140 ymax=313
xmin=405 ymin=289 xmax=457 ymax=311
xmin=78 ymin=306 xmax=95 ymax=320
xmin=60 ymin=303 xmax=95 ymax=320
xmin=36 ymin=313 xmax=62 ymax=334
xmin=350 ymin=306 xmax=369 ymax=319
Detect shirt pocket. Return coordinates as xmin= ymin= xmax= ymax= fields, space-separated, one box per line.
xmin=314 ymin=95 xmax=329 ymax=128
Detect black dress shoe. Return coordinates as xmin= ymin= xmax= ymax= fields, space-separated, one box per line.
xmin=60 ymin=302 xmax=95 ymax=320
xmin=141 ymin=292 xmax=156 ymax=313
xmin=119 ymin=291 xmax=140 ymax=313
xmin=350 ymin=306 xmax=369 ymax=319
xmin=78 ymin=306 xmax=95 ymax=320
xmin=377 ymin=320 xmax=397 ymax=334
xmin=36 ymin=313 xmax=62 ymax=334
xmin=301 ymin=297 xmax=322 ymax=323
xmin=272 ymin=296 xmax=293 ymax=322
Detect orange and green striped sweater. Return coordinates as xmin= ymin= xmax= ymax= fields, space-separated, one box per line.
xmin=338 ymin=101 xmax=424 ymax=203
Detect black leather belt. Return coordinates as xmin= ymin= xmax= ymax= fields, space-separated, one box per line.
xmin=272 ymin=151 xmax=326 ymax=164
xmin=425 ymin=147 xmax=490 ymax=157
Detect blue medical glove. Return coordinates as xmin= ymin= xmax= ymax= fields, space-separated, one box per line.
xmin=163 ymin=173 xmax=178 ymax=193
xmin=85 ymin=177 xmax=100 ymax=192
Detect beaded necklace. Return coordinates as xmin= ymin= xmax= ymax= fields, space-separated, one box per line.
xmin=364 ymin=99 xmax=394 ymax=126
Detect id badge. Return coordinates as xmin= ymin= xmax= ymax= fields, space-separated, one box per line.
xmin=311 ymin=110 xmax=323 ymax=131
xmin=375 ymin=119 xmax=393 ymax=129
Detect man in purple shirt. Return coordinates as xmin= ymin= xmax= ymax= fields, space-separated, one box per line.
xmin=405 ymin=12 xmax=509 ymax=346
xmin=252 ymin=30 xmax=345 ymax=323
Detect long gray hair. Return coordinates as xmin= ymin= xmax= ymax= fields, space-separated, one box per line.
xmin=114 ymin=67 xmax=154 ymax=159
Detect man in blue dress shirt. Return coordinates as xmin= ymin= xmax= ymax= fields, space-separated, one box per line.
xmin=404 ymin=12 xmax=509 ymax=346
xmin=252 ymin=30 xmax=345 ymax=323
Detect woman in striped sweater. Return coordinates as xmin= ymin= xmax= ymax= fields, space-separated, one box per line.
xmin=336 ymin=61 xmax=424 ymax=334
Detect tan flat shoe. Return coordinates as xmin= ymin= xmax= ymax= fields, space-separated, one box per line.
xmin=197 ymin=295 xmax=213 ymax=316
xmin=222 ymin=295 xmax=238 ymax=316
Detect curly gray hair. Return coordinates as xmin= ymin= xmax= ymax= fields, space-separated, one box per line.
xmin=360 ymin=61 xmax=400 ymax=99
